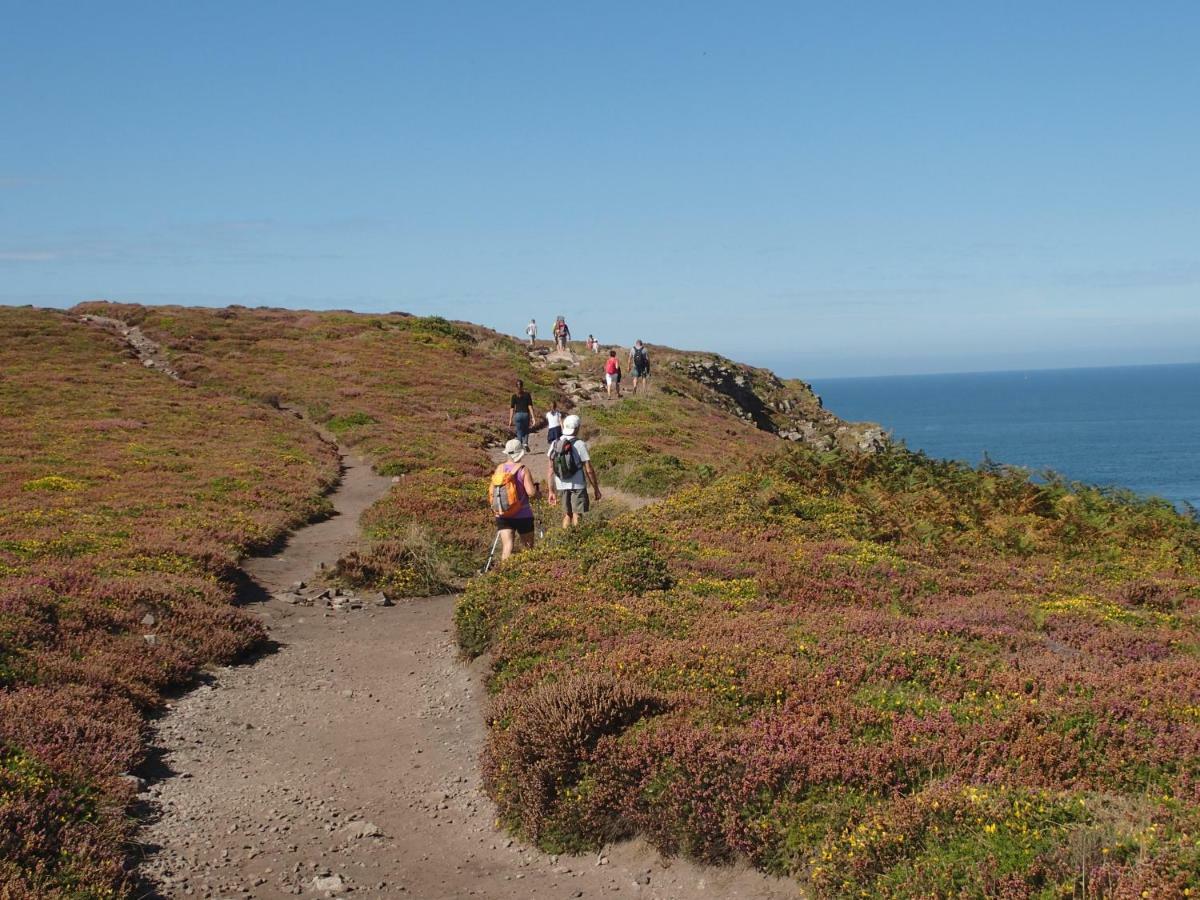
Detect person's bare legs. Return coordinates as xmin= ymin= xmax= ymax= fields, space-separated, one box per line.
xmin=517 ymin=531 xmax=535 ymax=553
xmin=498 ymin=528 xmax=515 ymax=561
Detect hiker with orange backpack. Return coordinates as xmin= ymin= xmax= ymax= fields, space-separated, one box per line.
xmin=488 ymin=439 xmax=540 ymax=562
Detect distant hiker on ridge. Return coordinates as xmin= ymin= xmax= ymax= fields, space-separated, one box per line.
xmin=628 ymin=340 xmax=650 ymax=395
xmin=489 ymin=439 xmax=539 ymax=560
xmin=604 ymin=349 xmax=621 ymax=398
xmin=547 ymin=414 xmax=600 ymax=529
xmin=508 ymin=379 xmax=536 ymax=452
xmin=554 ymin=316 xmax=571 ymax=351
xmin=525 ymin=318 xmax=537 ymax=346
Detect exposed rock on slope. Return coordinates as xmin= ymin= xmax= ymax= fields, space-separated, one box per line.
xmin=669 ymin=353 xmax=887 ymax=453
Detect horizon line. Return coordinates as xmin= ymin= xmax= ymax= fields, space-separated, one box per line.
xmin=803 ymin=358 xmax=1200 ymax=382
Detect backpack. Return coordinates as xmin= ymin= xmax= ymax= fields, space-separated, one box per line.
xmin=489 ymin=464 xmax=524 ymax=517
xmin=552 ymin=438 xmax=581 ymax=480
xmin=633 ymin=347 xmax=648 ymax=368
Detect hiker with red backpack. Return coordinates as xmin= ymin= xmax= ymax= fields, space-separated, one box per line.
xmin=488 ymin=439 xmax=540 ymax=562
xmin=546 ymin=414 xmax=601 ymax=529
xmin=604 ymin=349 xmax=621 ymax=398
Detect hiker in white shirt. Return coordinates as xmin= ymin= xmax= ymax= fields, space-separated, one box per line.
xmin=545 ymin=403 xmax=563 ymax=445
xmin=546 ymin=414 xmax=601 ymax=528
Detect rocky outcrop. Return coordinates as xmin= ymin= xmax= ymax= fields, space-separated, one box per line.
xmin=677 ymin=360 xmax=778 ymax=430
xmin=671 ymin=355 xmax=887 ymax=454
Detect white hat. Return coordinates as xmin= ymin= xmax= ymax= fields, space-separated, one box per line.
xmin=503 ymin=438 xmax=526 ymax=462
xmin=562 ymin=414 xmax=580 ymax=436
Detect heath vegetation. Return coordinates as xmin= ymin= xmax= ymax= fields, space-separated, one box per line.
xmin=10 ymin=302 xmax=1199 ymax=897
xmin=72 ymin=302 xmax=563 ymax=591
xmin=0 ymin=307 xmax=338 ymax=896
xmin=457 ymin=446 xmax=1200 ymax=897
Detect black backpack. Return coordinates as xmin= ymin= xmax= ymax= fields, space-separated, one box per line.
xmin=633 ymin=347 xmax=648 ymax=368
xmin=552 ymin=438 xmax=581 ymax=480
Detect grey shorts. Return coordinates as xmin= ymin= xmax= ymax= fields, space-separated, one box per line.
xmin=561 ymin=488 xmax=590 ymax=516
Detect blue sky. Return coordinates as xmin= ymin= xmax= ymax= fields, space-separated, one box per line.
xmin=2 ymin=2 xmax=1197 ymax=377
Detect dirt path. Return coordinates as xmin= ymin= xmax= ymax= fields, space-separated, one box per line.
xmin=136 ymin=338 xmax=795 ymax=897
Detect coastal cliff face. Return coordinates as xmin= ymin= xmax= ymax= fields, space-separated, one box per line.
xmin=668 ymin=353 xmax=887 ymax=453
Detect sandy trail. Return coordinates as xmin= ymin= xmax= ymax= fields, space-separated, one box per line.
xmin=137 ymin=393 xmax=795 ymax=898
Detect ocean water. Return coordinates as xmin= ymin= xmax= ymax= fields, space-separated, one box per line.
xmin=810 ymin=363 xmax=1200 ymax=512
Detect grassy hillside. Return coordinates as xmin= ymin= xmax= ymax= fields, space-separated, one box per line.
xmin=567 ymin=345 xmax=883 ymax=499
xmin=73 ymin=302 xmax=564 ymax=593
xmin=0 ymin=307 xmax=338 ymax=896
xmin=69 ymin=305 xmax=864 ymax=591
xmin=12 ymin=301 xmax=1196 ymax=897
xmin=4 ymin=302 xmax=879 ymax=896
xmin=457 ymin=447 xmax=1200 ymax=897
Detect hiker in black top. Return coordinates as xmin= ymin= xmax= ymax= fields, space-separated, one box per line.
xmin=508 ymin=379 xmax=536 ymax=451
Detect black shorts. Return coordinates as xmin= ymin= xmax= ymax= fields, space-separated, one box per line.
xmin=496 ymin=516 xmax=535 ymax=535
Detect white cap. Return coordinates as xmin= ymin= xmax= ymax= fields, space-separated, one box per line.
xmin=562 ymin=414 xmax=580 ymax=436
xmin=503 ymin=438 xmax=526 ymax=462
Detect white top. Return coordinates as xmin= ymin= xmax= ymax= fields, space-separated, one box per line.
xmin=525 ymin=321 xmax=537 ymax=336
xmin=549 ymin=437 xmax=590 ymax=490
xmin=546 ymin=410 xmax=562 ymax=429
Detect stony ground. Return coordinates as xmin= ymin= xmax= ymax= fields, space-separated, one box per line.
xmin=136 ymin=446 xmax=796 ymax=899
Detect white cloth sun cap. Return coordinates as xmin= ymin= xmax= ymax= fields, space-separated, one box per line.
xmin=503 ymin=438 xmax=526 ymax=462
xmin=562 ymin=414 xmax=581 ymax=436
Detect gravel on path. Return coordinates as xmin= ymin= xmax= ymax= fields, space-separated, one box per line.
xmin=136 ymin=409 xmax=796 ymax=899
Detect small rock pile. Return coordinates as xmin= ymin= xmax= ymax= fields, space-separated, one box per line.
xmin=273 ymin=581 xmax=394 ymax=611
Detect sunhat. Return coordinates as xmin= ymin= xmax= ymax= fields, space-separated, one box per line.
xmin=562 ymin=414 xmax=581 ymax=437
xmin=503 ymin=438 xmax=526 ymax=462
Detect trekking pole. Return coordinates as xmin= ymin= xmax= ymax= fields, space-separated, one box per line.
xmin=482 ymin=530 xmax=500 ymax=574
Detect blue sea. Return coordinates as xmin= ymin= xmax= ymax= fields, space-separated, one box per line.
xmin=810 ymin=363 xmax=1200 ymax=512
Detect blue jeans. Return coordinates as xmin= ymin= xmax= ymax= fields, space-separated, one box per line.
xmin=513 ymin=412 xmax=530 ymax=446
